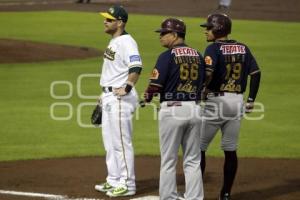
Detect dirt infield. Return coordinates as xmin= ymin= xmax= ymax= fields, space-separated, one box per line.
xmin=0 ymin=0 xmax=300 ymax=200
xmin=0 ymin=39 xmax=101 ymax=63
xmin=0 ymin=156 xmax=299 ymax=200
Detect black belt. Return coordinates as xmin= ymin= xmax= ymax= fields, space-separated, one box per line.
xmin=212 ymin=92 xmax=225 ymax=97
xmin=164 ymin=100 xmax=197 ymax=107
xmin=167 ymin=101 xmax=182 ymax=107
xmin=210 ymin=92 xmax=242 ymax=97
xmin=102 ymin=86 xmax=113 ymax=93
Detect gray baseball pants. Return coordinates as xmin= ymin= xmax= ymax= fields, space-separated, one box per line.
xmin=200 ymin=93 xmax=244 ymax=151
xmin=159 ymin=101 xmax=204 ymax=200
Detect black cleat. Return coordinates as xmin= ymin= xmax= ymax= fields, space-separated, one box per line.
xmin=219 ymin=193 xmax=231 ymax=200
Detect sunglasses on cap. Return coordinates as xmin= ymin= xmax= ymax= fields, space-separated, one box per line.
xmin=205 ymin=26 xmax=214 ymax=31
xmin=160 ymin=31 xmax=172 ymax=36
xmin=105 ymin=18 xmax=116 ymax=23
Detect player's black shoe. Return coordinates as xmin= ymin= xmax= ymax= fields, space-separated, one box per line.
xmin=219 ymin=193 xmax=231 ymax=200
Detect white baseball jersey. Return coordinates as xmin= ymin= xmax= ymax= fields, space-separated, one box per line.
xmin=100 ymin=34 xmax=142 ymax=87
xmin=98 ymin=33 xmax=142 ymax=192
xmin=219 ymin=0 xmax=231 ymax=7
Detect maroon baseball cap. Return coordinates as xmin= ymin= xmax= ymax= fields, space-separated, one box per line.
xmin=155 ymin=18 xmax=186 ymax=34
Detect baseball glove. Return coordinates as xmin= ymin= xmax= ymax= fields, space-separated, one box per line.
xmin=91 ymin=104 xmax=102 ymax=125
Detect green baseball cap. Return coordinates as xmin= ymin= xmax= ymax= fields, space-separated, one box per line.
xmin=100 ymin=5 xmax=128 ymax=23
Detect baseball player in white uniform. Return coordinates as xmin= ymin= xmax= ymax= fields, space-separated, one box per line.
xmin=218 ymin=0 xmax=232 ymax=9
xmin=94 ymin=5 xmax=142 ymax=197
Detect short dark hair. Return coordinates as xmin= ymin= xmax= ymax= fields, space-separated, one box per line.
xmin=177 ymin=32 xmax=186 ymax=39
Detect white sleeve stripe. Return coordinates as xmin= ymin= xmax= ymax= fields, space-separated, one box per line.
xmin=129 ymin=64 xmax=142 ymax=69
xmin=150 ymin=83 xmax=163 ymax=87
xmin=250 ymin=69 xmax=260 ymax=75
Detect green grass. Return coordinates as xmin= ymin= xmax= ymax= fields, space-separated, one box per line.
xmin=0 ymin=11 xmax=300 ymax=161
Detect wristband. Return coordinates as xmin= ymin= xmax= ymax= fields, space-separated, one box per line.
xmin=125 ymin=84 xmax=133 ymax=93
xmin=247 ymin=97 xmax=254 ymax=103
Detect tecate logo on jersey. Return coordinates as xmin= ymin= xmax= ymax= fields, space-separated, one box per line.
xmin=220 ymin=45 xmax=246 ymax=55
xmin=172 ymin=47 xmax=199 ymax=56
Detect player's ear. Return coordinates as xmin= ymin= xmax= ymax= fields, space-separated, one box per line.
xmin=117 ymin=20 xmax=124 ymax=27
xmin=171 ymin=32 xmax=177 ymax=38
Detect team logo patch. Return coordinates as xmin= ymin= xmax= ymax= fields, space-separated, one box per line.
xmin=109 ymin=7 xmax=114 ymax=14
xmin=103 ymin=47 xmax=116 ymax=61
xmin=129 ymin=55 xmax=141 ymax=62
xmin=205 ymin=56 xmax=213 ymax=65
xmin=150 ymin=68 xmax=159 ymax=80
